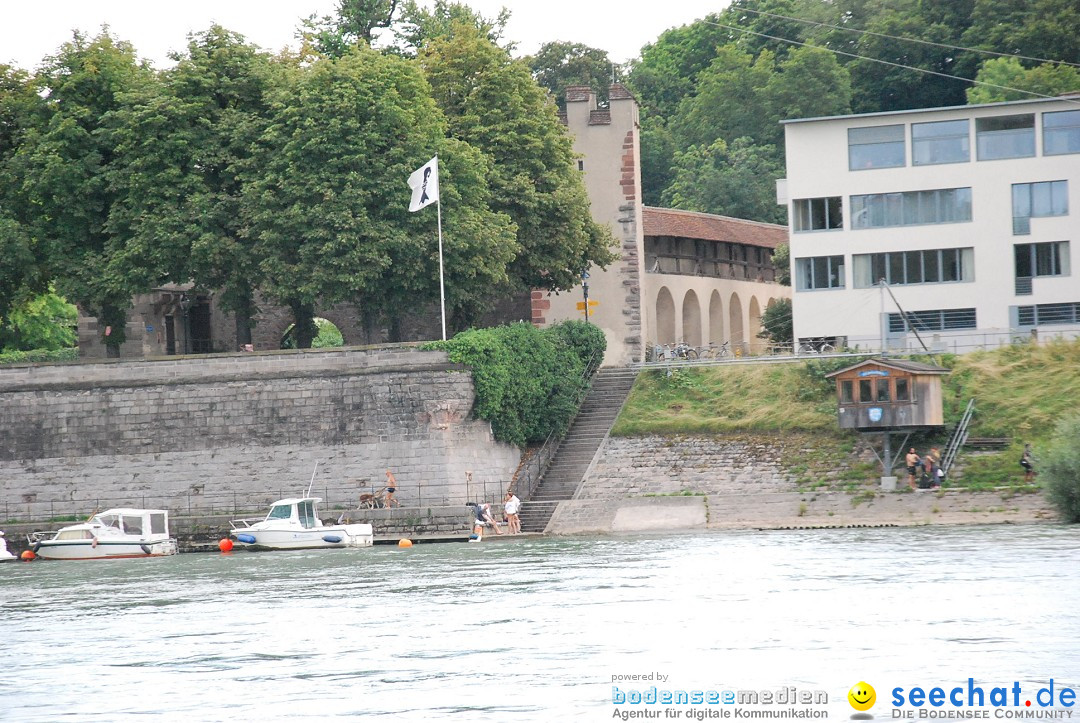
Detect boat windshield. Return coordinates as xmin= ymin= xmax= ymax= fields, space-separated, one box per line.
xmin=267 ymin=504 xmax=293 ymax=521
xmin=96 ymin=514 xmax=121 ymax=529
xmin=298 ymin=500 xmax=317 ymax=529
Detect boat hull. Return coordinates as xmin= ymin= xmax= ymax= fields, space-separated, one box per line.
xmin=34 ymin=538 xmax=178 ymax=560
xmin=231 ymin=524 xmax=374 ymax=550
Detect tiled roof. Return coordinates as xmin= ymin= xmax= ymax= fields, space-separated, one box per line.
xmin=609 ymin=83 xmax=635 ymax=101
xmin=824 ymin=358 xmax=950 ymax=378
xmin=642 ymin=206 xmax=788 ymax=249
xmin=565 ymin=85 xmax=593 ymax=103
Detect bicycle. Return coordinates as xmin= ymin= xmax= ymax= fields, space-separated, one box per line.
xmin=797 ymin=340 xmax=836 ymax=354
xmin=699 ymin=341 xmax=731 ymax=360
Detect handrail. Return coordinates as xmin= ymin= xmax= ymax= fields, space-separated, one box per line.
xmin=513 ymin=351 xmax=604 ymax=502
xmin=942 ymin=398 xmax=976 ymax=474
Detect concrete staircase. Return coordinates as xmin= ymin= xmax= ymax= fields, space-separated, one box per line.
xmin=518 ymin=368 xmax=638 ymax=533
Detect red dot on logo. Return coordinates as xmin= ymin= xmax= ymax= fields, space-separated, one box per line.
xmin=1026 ymin=701 xmax=1032 ymax=707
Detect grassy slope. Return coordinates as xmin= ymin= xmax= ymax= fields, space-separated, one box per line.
xmin=611 ymin=338 xmax=1080 ymax=490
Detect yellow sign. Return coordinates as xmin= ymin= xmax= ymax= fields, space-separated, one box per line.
xmin=576 ymin=300 xmax=599 ymax=310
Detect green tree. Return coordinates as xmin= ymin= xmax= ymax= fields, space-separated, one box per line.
xmin=15 ymin=30 xmax=152 ymax=356
xmin=526 ymin=41 xmax=620 ymax=109
xmin=771 ymin=242 xmax=790 ymax=286
xmin=762 ymin=46 xmax=851 ymax=144
xmin=961 ymin=0 xmax=1080 ymax=81
xmin=242 ymin=45 xmax=516 ymax=345
xmin=0 ymin=288 xmax=77 ymax=351
xmin=1042 ymin=413 xmax=1080 ymax=523
xmin=966 ymin=57 xmax=1080 ymax=104
xmin=420 ymin=24 xmax=615 ymax=296
xmin=0 ymin=65 xmax=49 ymax=330
xmin=108 ymin=26 xmax=273 ymax=349
xmin=301 ymin=0 xmax=402 ymax=57
xmin=757 ymin=297 xmax=793 ymax=347
xmin=394 ymin=0 xmax=510 ymax=55
xmin=661 ymin=137 xmax=787 ymax=224
xmin=672 ymin=46 xmax=775 ymax=149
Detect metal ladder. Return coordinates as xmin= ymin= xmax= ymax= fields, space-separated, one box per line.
xmin=942 ymin=398 xmax=976 ymax=474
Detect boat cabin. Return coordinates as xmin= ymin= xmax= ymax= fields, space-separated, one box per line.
xmin=825 ymin=358 xmax=948 ymax=430
xmin=91 ymin=509 xmax=170 ymax=536
xmin=264 ymin=498 xmax=321 ymax=529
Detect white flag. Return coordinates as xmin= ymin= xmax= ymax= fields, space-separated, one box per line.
xmin=408 ymin=156 xmax=439 ymax=212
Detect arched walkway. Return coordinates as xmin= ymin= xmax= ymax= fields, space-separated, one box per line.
xmin=656 ymin=287 xmax=676 ymax=344
xmin=682 ymin=290 xmax=702 ymax=346
xmin=748 ymin=297 xmax=762 ymax=353
xmin=728 ymin=292 xmax=744 ymax=352
xmin=709 ymin=291 xmax=724 ymax=345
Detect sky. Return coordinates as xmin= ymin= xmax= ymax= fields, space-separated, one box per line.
xmin=0 ymin=0 xmax=730 ymax=71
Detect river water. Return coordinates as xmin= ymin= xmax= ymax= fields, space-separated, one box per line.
xmin=1 ymin=524 xmax=1078 ymax=722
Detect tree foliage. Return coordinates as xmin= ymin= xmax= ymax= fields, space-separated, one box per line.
xmin=758 ymin=297 xmax=793 ymax=346
xmin=1042 ymin=413 xmax=1080 ymax=523
xmin=419 ymin=24 xmax=615 ymax=294
xmin=526 ymin=41 xmax=620 ymax=109
xmin=429 ymin=321 xmax=606 ymax=447
xmin=108 ymin=26 xmax=273 ymax=347
xmin=242 ymin=44 xmax=517 ymax=339
xmin=15 ymin=30 xmax=152 ymax=355
xmin=0 ymin=288 xmax=78 ymax=352
xmin=966 ymin=57 xmax=1080 ymax=104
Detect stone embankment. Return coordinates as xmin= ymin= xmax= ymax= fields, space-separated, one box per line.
xmin=545 ymin=435 xmax=1056 ymax=534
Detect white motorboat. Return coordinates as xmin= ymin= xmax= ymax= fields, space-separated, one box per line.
xmin=230 ymin=497 xmax=374 ymax=550
xmin=0 ymin=531 xmax=16 ymax=562
xmin=31 ymin=509 xmax=179 ymax=560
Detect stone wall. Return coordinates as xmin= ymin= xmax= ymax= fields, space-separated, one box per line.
xmin=0 ymin=346 xmax=521 ymax=521
xmin=578 ymin=435 xmax=794 ymax=499
xmin=544 ymin=433 xmax=1055 ymax=534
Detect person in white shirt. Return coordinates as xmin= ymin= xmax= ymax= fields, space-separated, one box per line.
xmin=504 ymin=490 xmax=521 ymax=535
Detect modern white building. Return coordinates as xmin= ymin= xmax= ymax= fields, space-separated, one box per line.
xmin=780 ymin=94 xmax=1080 ymax=353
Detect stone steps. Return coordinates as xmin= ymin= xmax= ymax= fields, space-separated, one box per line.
xmin=520 ymin=369 xmax=638 ymax=532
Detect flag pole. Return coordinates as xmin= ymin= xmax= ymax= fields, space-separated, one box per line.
xmin=437 ymin=193 xmax=446 ymax=341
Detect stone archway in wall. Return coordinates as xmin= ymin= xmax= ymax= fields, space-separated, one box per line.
xmin=728 ymin=292 xmax=744 ymax=353
xmin=748 ymin=296 xmax=763 ymax=353
xmin=656 ymin=287 xmax=676 ymax=344
xmin=682 ymin=290 xmax=702 ymax=346
xmin=709 ymin=291 xmax=724 ymax=345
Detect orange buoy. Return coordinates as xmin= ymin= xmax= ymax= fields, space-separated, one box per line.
xmin=398 ymin=539 xmax=413 ymax=548
xmin=218 ymin=538 xmax=234 ymax=552
xmin=20 ymin=550 xmax=35 ymax=561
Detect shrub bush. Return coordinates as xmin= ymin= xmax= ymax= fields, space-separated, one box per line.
xmin=428 ymin=321 xmax=606 ymax=448
xmin=1043 ymin=413 xmax=1080 ymax=523
xmin=0 ymin=348 xmax=79 ymax=366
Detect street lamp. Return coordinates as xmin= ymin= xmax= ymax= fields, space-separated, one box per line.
xmin=581 ymin=270 xmax=590 ymax=322
xmin=179 ymin=293 xmax=191 ymax=355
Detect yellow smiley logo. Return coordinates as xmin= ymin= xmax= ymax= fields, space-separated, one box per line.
xmin=848 ymin=681 xmax=876 ymax=711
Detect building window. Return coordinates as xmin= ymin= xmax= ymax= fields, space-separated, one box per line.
xmin=1017 ymin=302 xmax=1080 ymax=327
xmin=1015 ymin=241 xmax=1070 ymax=279
xmin=1044 ymin=110 xmax=1080 ymax=156
xmin=849 ymin=124 xmax=905 ymax=170
xmin=895 ymin=378 xmax=910 ymax=402
xmin=888 ymin=308 xmax=977 ymax=333
xmin=912 ymin=119 xmax=970 ymax=165
xmin=795 ymin=255 xmax=845 ymax=290
xmin=1012 ymin=180 xmax=1068 ymax=234
xmin=976 ymin=114 xmax=1035 ymax=160
xmin=793 ymin=197 xmax=843 ymax=232
xmin=853 ymin=248 xmax=974 ymax=288
xmin=840 ymin=380 xmax=854 ymax=403
xmin=859 ymin=379 xmax=873 ymax=402
xmin=850 ymin=188 xmax=972 ymax=229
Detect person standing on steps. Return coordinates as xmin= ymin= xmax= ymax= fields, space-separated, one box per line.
xmin=504 ymin=490 xmax=521 ymax=534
